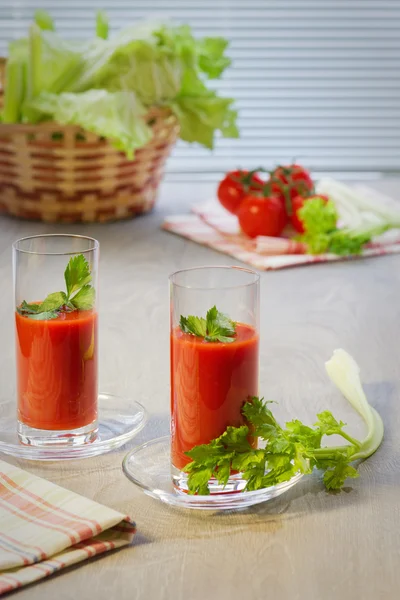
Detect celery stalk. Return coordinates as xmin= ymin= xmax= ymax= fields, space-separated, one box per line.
xmin=2 ymin=58 xmax=26 ymax=123
xmin=96 ymin=11 xmax=109 ymax=40
xmin=34 ymin=10 xmax=55 ymax=31
xmin=325 ymin=349 xmax=384 ymax=460
xmin=317 ymin=178 xmax=400 ymax=226
xmin=28 ymin=24 xmax=42 ymax=100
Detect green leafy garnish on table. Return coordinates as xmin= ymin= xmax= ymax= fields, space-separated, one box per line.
xmin=180 ymin=305 xmax=236 ymax=343
xmin=17 ymin=254 xmax=95 ymax=320
xmin=299 ymin=196 xmax=397 ymax=255
xmin=184 ymin=349 xmax=384 ymax=495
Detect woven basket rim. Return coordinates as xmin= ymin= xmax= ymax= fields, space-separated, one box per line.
xmin=0 ymin=121 xmax=82 ymax=133
xmin=0 ymin=106 xmax=176 ymax=134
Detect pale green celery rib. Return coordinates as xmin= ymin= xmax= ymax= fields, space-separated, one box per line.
xmin=2 ymin=59 xmax=25 ymax=123
xmin=325 ymin=349 xmax=384 ymax=461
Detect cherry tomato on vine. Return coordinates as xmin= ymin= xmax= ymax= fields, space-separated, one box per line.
xmin=237 ymin=194 xmax=286 ymax=238
xmin=217 ymin=170 xmax=264 ymax=214
xmin=270 ymin=164 xmax=314 ymax=211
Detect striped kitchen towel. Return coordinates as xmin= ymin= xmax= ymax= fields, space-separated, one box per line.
xmin=0 ymin=459 xmax=135 ymax=596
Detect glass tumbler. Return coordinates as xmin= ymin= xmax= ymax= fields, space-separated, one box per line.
xmin=170 ymin=266 xmax=260 ymax=493
xmin=13 ymin=234 xmax=99 ymax=447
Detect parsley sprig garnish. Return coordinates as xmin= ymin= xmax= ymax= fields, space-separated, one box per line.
xmin=184 ymin=350 xmax=384 ymax=495
xmin=184 ymin=398 xmax=359 ymax=494
xmin=180 ymin=306 xmax=236 ymax=343
xmin=17 ymin=254 xmax=95 ymax=320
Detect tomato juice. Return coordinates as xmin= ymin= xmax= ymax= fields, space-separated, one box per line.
xmin=15 ymin=309 xmax=98 ymax=431
xmin=171 ymin=322 xmax=259 ymax=471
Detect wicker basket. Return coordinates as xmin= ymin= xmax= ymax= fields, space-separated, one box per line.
xmin=0 ymin=60 xmax=180 ymax=223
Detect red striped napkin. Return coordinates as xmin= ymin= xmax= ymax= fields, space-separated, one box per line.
xmin=0 ymin=459 xmax=135 ymax=595
xmin=163 ymin=191 xmax=400 ymax=271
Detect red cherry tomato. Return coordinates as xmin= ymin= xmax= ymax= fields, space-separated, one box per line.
xmin=270 ymin=164 xmax=314 ymax=211
xmin=291 ymin=194 xmax=329 ymax=233
xmin=237 ymin=194 xmax=286 ymax=239
xmin=217 ymin=170 xmax=264 ymax=214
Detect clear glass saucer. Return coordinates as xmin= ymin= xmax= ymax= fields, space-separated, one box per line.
xmin=122 ymin=436 xmax=303 ymax=511
xmin=0 ymin=394 xmax=147 ymax=461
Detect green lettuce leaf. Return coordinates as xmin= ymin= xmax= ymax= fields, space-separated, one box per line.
xmin=95 ymin=22 xmax=238 ymax=144
xmin=3 ymin=14 xmax=238 ymax=153
xmin=196 ymin=37 xmax=231 ymax=79
xmin=97 ymin=24 xmax=190 ymax=104
xmin=170 ymin=71 xmax=238 ymax=149
xmin=27 ymin=24 xmax=83 ymax=102
xmin=25 ymin=89 xmax=152 ymax=158
xmin=102 ymin=46 xmax=184 ymax=105
xmin=171 ymin=95 xmax=238 ymax=148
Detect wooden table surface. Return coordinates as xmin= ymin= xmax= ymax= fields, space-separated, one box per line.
xmin=1 ymin=179 xmax=399 ymax=600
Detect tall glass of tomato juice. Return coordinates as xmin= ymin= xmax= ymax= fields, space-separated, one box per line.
xmin=170 ymin=266 xmax=260 ymax=493
xmin=13 ymin=234 xmax=99 ymax=447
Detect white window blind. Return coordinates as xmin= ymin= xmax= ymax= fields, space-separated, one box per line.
xmin=1 ymin=0 xmax=400 ymax=175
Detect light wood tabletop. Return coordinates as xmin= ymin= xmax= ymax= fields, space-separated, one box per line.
xmin=1 ymin=179 xmax=399 ymax=600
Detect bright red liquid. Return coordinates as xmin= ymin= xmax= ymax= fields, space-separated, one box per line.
xmin=15 ymin=309 xmax=98 ymax=431
xmin=171 ymin=323 xmax=259 ymax=470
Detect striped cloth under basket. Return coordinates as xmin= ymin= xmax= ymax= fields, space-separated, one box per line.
xmin=0 ymin=58 xmax=180 ymax=223
xmin=0 ymin=459 xmax=136 ymax=595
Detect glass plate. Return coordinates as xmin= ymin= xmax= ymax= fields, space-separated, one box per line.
xmin=0 ymin=393 xmax=147 ymax=460
xmin=122 ymin=436 xmax=303 ymax=511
